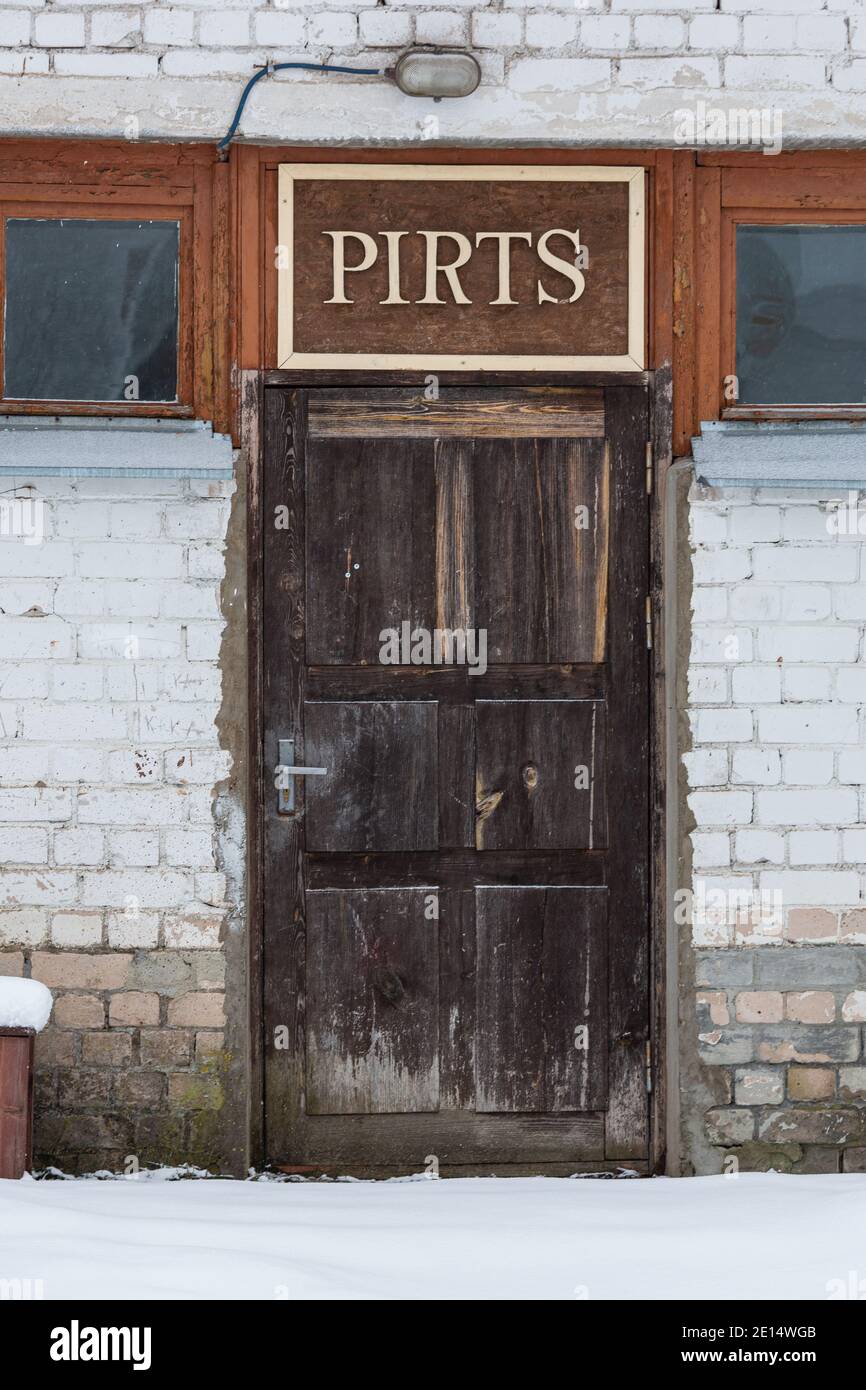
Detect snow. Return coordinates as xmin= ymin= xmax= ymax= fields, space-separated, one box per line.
xmin=0 ymin=977 xmax=52 ymax=1032
xmin=2 ymin=1170 xmax=865 ymax=1300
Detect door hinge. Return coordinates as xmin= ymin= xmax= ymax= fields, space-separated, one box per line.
xmin=645 ymin=595 xmax=653 ymax=650
xmin=646 ymin=1040 xmax=653 ymax=1094
xmin=645 ymin=441 xmax=653 ymax=495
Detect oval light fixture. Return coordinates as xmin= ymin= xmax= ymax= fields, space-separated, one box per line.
xmin=393 ymin=49 xmax=481 ymax=100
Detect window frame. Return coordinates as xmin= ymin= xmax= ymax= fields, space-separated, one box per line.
xmin=688 ymin=155 xmax=866 ymax=435
xmin=0 ymin=199 xmax=193 ymax=415
xmin=722 ymin=205 xmax=866 ymax=420
xmin=0 ymin=142 xmax=229 ymax=430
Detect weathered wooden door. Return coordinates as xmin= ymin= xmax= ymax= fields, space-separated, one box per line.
xmin=262 ymin=384 xmax=650 ymax=1174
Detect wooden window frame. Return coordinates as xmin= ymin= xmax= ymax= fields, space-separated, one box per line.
xmin=723 ymin=208 xmax=866 ymax=421
xmin=692 ymin=154 xmax=866 ymax=426
xmin=0 ymin=141 xmax=230 ymax=432
xmin=0 ymin=198 xmax=193 ymax=417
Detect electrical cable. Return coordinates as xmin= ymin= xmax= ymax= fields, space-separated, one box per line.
xmin=217 ymin=61 xmax=386 ymax=155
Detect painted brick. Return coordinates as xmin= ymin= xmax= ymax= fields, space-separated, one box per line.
xmin=33 ymin=12 xmax=85 ymax=45
xmin=843 ymin=913 xmax=866 ymax=954
xmin=756 ymin=706 xmax=858 ymax=746
xmin=688 ymin=790 xmax=753 ymax=827
xmin=705 ymin=1108 xmax=755 ymax=1145
xmin=785 ymin=991 xmax=836 ymax=1024
xmin=783 ymin=667 xmax=832 ymax=703
xmin=0 ymin=908 xmax=47 ymax=946
xmin=785 ymin=909 xmax=838 ymax=944
xmin=736 ymin=991 xmax=783 ymax=1024
xmin=734 ymin=1067 xmax=784 ymax=1105
xmin=759 ymin=1109 xmax=863 ymax=1145
xmin=51 ymin=912 xmax=103 ymax=948
xmin=789 ymin=831 xmax=839 ymax=867
xmin=735 ymin=830 xmax=784 ymax=865
xmin=0 ymin=9 xmax=31 ymax=44
xmin=105 ymin=911 xmax=160 ymax=949
xmin=758 ymin=869 xmax=861 ymax=906
xmin=308 ymin=12 xmax=357 ymax=46
xmin=360 ymin=9 xmax=412 ymax=45
xmin=731 ymin=750 xmax=780 ymax=786
xmin=198 ymin=11 xmax=251 ymax=46
xmin=839 ymin=1067 xmax=866 ymax=1099
xmin=162 ymin=909 xmax=223 ymax=949
xmin=756 ymin=1025 xmax=860 ymax=1065
xmin=755 ymin=789 xmax=858 ymax=827
xmin=782 ymin=586 xmax=831 ymax=621
xmin=683 ymin=747 xmax=728 ymax=787
xmin=54 ymin=54 xmax=159 ymax=77
xmin=841 ymin=991 xmax=866 ymax=1023
xmin=509 ymin=58 xmax=611 ymax=92
xmin=754 ymin=947 xmax=861 ymax=989
xmin=695 ymin=952 xmax=755 ymax=991
xmin=731 ymin=666 xmax=781 ymax=704
xmin=692 ymin=710 xmax=753 ymax=743
xmin=581 ymin=15 xmax=630 ymax=49
xmin=698 ymin=1028 xmax=755 ymax=1065
xmin=142 ymin=9 xmax=194 ymax=45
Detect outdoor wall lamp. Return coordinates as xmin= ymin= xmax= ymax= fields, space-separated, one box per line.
xmin=218 ymin=50 xmax=482 ymax=155
xmin=392 ymin=49 xmax=482 ymax=100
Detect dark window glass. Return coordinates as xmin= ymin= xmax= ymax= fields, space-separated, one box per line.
xmin=4 ymin=218 xmax=179 ymax=402
xmin=736 ymin=225 xmax=866 ymax=405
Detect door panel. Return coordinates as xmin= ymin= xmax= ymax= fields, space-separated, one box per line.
xmin=305 ymin=438 xmax=435 ymax=664
xmin=305 ymin=701 xmax=438 ymax=852
xmin=473 ymin=438 xmax=609 ymax=663
xmin=306 ymin=889 xmax=439 ymax=1115
xmin=475 ymin=886 xmax=607 ymax=1113
xmin=474 ymin=699 xmax=607 ymax=851
xmin=262 ymin=383 xmax=650 ymax=1173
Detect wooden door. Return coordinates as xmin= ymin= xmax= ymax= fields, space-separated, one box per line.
xmin=262 ymin=384 xmax=650 ymax=1174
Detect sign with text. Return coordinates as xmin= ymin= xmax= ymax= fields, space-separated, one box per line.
xmin=277 ymin=164 xmax=645 ymax=371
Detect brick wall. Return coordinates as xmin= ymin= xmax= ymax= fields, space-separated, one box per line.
xmin=0 ymin=473 xmax=236 ymax=1174
xmin=0 ymin=0 xmax=863 ymax=144
xmin=685 ymin=483 xmax=866 ymax=1174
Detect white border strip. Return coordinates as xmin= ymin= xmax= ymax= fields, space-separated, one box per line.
xmin=277 ymin=164 xmax=646 ymax=373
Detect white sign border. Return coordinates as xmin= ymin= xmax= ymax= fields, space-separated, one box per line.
xmin=276 ymin=163 xmax=646 ymax=373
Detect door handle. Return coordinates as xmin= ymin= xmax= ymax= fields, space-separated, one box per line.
xmin=276 ymin=737 xmax=327 ymax=814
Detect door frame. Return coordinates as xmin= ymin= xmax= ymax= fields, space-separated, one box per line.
xmin=245 ymin=366 xmax=670 ymax=1175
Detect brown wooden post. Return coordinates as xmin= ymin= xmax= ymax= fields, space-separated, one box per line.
xmin=0 ymin=1027 xmax=35 ymax=1179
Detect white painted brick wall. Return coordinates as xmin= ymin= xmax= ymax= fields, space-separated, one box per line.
xmin=686 ymin=484 xmax=866 ymax=948
xmin=0 ymin=475 xmax=232 ymax=955
xmin=0 ymin=0 xmax=863 ymax=142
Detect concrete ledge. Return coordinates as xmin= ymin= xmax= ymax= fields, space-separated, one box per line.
xmin=693 ymin=421 xmax=866 ymax=489
xmin=0 ymin=417 xmax=235 ymax=480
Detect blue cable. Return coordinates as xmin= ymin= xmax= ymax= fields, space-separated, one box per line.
xmin=217 ymin=62 xmax=385 ymax=154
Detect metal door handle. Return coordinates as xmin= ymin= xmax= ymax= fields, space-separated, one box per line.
xmin=276 ymin=737 xmax=327 ymax=813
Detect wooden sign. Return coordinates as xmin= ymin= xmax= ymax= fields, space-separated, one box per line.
xmin=277 ymin=164 xmax=645 ymax=372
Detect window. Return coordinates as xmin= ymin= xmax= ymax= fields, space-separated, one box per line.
xmin=3 ymin=217 xmax=180 ymax=404
xmin=736 ymin=224 xmax=866 ymax=406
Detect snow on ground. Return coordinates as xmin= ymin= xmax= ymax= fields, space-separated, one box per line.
xmin=2 ymin=1171 xmax=865 ymax=1301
